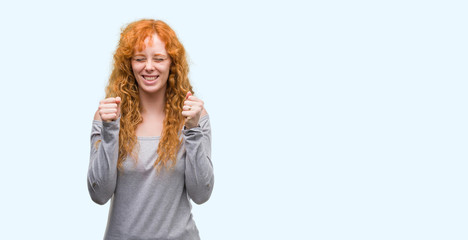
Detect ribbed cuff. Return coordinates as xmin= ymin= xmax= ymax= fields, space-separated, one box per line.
xmin=183 ymin=124 xmax=202 ymax=136
xmin=101 ymin=116 xmax=120 ymax=143
xmin=102 ymin=116 xmax=121 ymax=128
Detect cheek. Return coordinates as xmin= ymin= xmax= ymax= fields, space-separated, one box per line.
xmin=131 ymin=63 xmax=138 ymax=74
xmin=132 ymin=64 xmax=146 ymax=78
xmin=162 ymin=63 xmax=172 ymax=74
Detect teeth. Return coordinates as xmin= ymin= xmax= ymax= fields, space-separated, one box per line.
xmin=144 ymin=76 xmax=158 ymax=80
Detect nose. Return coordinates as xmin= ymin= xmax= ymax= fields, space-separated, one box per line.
xmin=144 ymin=59 xmax=155 ymax=72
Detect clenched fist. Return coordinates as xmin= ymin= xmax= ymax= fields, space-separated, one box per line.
xmin=99 ymin=97 xmax=121 ymax=123
xmin=182 ymin=92 xmax=204 ymax=129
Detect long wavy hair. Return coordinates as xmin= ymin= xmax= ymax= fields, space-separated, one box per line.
xmin=96 ymin=19 xmax=193 ymax=172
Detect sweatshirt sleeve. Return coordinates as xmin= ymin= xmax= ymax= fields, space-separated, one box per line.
xmin=183 ymin=114 xmax=214 ymax=205
xmin=87 ymin=117 xmax=120 ymax=205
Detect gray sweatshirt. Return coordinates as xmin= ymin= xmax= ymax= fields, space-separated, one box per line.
xmin=87 ymin=114 xmax=213 ymax=240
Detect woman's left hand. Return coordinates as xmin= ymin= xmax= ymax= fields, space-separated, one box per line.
xmin=182 ymin=91 xmax=204 ymax=129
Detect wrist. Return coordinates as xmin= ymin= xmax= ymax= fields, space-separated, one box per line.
xmin=184 ymin=124 xmax=200 ymax=130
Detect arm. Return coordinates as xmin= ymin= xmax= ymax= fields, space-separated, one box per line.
xmin=87 ymin=110 xmax=120 ymax=205
xmin=183 ymin=113 xmax=214 ymax=204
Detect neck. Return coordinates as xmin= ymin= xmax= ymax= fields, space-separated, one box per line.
xmin=138 ymin=86 xmax=167 ymax=117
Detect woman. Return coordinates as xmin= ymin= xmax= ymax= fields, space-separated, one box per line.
xmin=87 ymin=19 xmax=214 ymax=240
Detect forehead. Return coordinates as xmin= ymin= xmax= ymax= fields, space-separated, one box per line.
xmin=134 ymin=33 xmax=167 ymax=54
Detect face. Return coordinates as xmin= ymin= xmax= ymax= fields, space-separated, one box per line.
xmin=131 ymin=33 xmax=172 ymax=94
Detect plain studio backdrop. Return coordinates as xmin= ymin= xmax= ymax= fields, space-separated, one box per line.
xmin=0 ymin=0 xmax=466 ymax=239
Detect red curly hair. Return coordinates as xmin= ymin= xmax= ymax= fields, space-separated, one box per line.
xmin=97 ymin=19 xmax=193 ymax=172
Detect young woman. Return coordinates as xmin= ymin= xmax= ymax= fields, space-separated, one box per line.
xmin=87 ymin=19 xmax=214 ymax=240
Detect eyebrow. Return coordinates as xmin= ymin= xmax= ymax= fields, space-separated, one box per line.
xmin=133 ymin=53 xmax=167 ymax=57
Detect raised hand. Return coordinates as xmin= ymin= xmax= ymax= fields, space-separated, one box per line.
xmin=98 ymin=97 xmax=121 ymax=123
xmin=182 ymin=92 xmax=204 ymax=129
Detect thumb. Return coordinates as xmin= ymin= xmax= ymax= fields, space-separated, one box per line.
xmin=185 ymin=91 xmax=192 ymax=100
xmin=115 ymin=96 xmax=121 ymax=118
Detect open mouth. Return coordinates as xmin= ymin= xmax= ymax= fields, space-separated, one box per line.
xmin=143 ymin=75 xmax=159 ymax=81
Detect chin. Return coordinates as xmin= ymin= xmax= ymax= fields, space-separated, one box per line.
xmin=139 ymin=84 xmax=167 ymax=94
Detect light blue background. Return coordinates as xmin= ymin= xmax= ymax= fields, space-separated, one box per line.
xmin=0 ymin=0 xmax=466 ymax=239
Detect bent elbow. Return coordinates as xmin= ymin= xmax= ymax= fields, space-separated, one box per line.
xmin=190 ymin=181 xmax=214 ymax=205
xmin=90 ymin=194 xmax=110 ymax=205
xmin=191 ymin=193 xmax=211 ymax=205
xmin=88 ymin=181 xmax=112 ymax=205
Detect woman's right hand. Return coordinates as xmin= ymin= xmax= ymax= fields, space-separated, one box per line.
xmin=98 ymin=97 xmax=121 ymax=122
